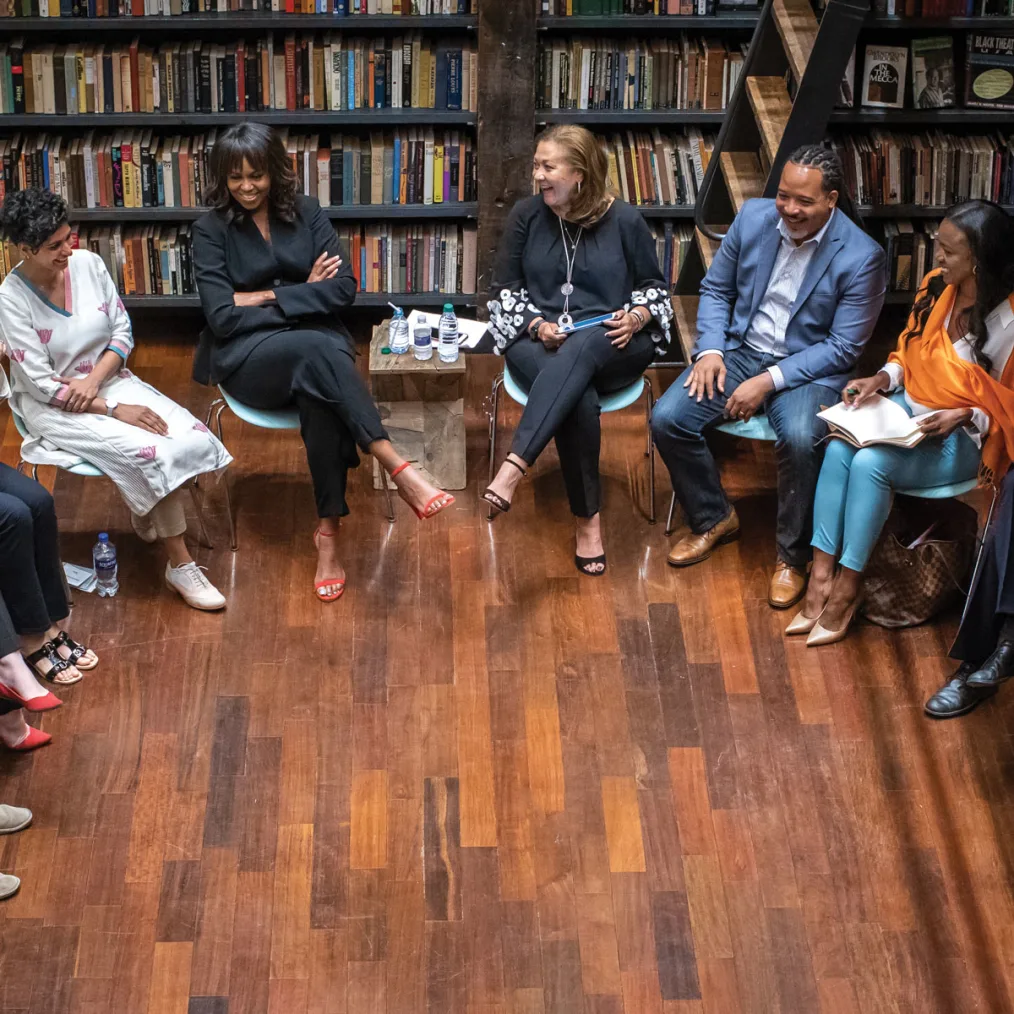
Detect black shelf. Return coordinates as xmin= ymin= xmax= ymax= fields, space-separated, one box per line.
xmin=865 ymin=15 xmax=1014 ymax=28
xmin=69 ymin=202 xmax=478 ymax=222
xmin=5 ymin=13 xmax=477 ymax=31
xmin=122 ymin=291 xmax=477 ymax=309
xmin=859 ymin=203 xmax=1014 ymax=218
xmin=0 ymin=110 xmax=476 ymax=129
xmin=537 ymin=109 xmax=725 ymax=125
xmin=538 ymin=13 xmax=759 ymax=29
xmin=634 ymin=206 xmax=696 ymax=218
xmin=829 ymin=107 xmax=1013 ymax=125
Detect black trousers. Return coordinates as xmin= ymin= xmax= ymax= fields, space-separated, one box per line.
xmin=951 ymin=468 xmax=1014 ymax=662
xmin=505 ymin=328 xmax=655 ymax=518
xmin=0 ymin=594 xmax=19 ymax=717
xmin=0 ymin=462 xmax=69 ymax=639
xmin=223 ymin=330 xmax=389 ymax=518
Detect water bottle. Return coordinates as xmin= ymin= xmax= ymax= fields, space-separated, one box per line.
xmin=388 ymin=304 xmax=410 ymax=355
xmin=413 ymin=325 xmax=433 ymax=361
xmin=93 ymin=532 xmax=118 ymax=598
xmin=438 ymin=303 xmax=460 ymax=364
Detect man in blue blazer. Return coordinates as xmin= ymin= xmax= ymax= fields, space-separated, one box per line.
xmin=651 ymin=145 xmax=887 ymax=608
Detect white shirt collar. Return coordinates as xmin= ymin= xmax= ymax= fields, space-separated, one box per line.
xmin=776 ymin=208 xmax=835 ymax=248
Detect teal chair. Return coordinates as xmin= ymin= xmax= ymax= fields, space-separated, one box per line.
xmin=206 ymin=386 xmax=394 ymax=551
xmin=487 ymin=363 xmax=656 ymax=523
xmin=10 ymin=406 xmax=213 ymax=548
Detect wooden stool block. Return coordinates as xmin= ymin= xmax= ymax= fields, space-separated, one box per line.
xmin=369 ymin=320 xmax=468 ymax=490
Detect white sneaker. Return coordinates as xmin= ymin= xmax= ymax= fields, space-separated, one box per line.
xmin=0 ymin=805 xmax=31 ymax=835
xmin=130 ymin=511 xmax=158 ymax=544
xmin=165 ymin=562 xmax=226 ymax=611
xmin=0 ymin=874 xmax=20 ymax=900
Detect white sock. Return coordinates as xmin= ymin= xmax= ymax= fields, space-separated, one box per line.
xmin=0 ymin=651 xmax=50 ymax=701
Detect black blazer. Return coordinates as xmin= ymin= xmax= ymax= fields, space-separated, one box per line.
xmin=191 ymin=194 xmax=357 ymax=385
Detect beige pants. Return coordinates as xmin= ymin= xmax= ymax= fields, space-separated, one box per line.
xmin=134 ymin=489 xmax=187 ymax=539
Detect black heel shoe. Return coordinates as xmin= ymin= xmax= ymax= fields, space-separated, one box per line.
xmin=575 ymin=554 xmax=607 ymax=576
xmin=482 ymin=459 xmax=527 ymax=515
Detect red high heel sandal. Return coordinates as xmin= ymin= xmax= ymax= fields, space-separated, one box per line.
xmin=313 ymin=527 xmax=346 ymax=603
xmin=0 ymin=682 xmax=62 ymax=713
xmin=389 ymin=461 xmax=456 ymax=520
xmin=6 ymin=727 xmax=52 ymax=752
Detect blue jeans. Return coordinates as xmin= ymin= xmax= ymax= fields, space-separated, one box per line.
xmin=651 ymin=345 xmax=833 ymax=569
xmin=811 ymin=391 xmax=981 ymax=572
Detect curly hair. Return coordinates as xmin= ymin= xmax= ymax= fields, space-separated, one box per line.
xmin=902 ymin=200 xmax=1014 ymax=372
xmin=786 ymin=143 xmax=858 ymax=223
xmin=205 ymin=122 xmax=298 ymax=224
xmin=0 ymin=188 xmax=69 ymax=249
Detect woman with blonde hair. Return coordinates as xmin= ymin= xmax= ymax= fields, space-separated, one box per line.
xmin=483 ymin=124 xmax=673 ymax=575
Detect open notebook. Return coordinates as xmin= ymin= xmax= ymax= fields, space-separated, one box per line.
xmin=818 ymin=395 xmax=938 ymax=449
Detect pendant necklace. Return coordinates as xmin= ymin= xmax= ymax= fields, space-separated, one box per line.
xmin=558 ymin=217 xmax=583 ymax=330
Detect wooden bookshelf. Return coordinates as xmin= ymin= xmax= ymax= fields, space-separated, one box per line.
xmin=537 ymin=110 xmax=727 ymax=125
xmin=537 ymin=13 xmax=760 ymax=28
xmin=0 ymin=111 xmax=478 ymax=129
xmin=66 ymin=203 xmax=479 ymax=222
xmin=7 ymin=12 xmax=478 ymax=30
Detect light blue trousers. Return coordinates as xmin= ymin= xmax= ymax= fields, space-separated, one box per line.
xmin=811 ymin=392 xmax=980 ymax=572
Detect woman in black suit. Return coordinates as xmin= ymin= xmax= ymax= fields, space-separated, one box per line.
xmin=192 ymin=123 xmax=454 ymax=602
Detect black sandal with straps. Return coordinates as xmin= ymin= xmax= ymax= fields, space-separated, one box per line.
xmin=482 ymin=458 xmax=527 ymax=515
xmin=575 ymin=554 xmax=608 ymax=577
xmin=52 ymin=631 xmax=98 ymax=671
xmin=24 ymin=641 xmax=83 ymax=686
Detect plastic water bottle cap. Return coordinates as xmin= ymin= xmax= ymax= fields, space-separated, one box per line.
xmin=392 ymin=307 xmax=404 ymax=319
xmin=443 ymin=303 xmax=454 ymax=313
xmin=381 ymin=347 xmax=391 ymax=355
xmin=98 ymin=532 xmax=108 ymax=542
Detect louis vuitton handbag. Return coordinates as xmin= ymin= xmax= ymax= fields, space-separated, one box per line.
xmin=860 ymin=496 xmax=978 ymax=629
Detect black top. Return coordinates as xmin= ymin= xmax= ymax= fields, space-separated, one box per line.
xmin=487 ymin=194 xmax=674 ymax=356
xmin=191 ymin=194 xmax=357 ymax=386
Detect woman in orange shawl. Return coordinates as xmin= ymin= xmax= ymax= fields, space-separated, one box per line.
xmin=788 ymin=200 xmax=1014 ymax=645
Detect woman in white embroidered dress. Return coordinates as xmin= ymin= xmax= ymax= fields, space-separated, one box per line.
xmin=0 ymin=188 xmax=232 ymax=611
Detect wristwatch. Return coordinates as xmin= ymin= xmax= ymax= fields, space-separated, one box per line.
xmin=105 ymin=399 xmax=119 ymax=417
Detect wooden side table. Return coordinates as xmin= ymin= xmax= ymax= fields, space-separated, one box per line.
xmin=369 ymin=319 xmax=467 ymax=491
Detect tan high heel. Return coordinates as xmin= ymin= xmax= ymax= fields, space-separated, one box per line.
xmin=785 ymin=609 xmax=819 ymax=636
xmin=805 ymin=596 xmax=863 ymax=647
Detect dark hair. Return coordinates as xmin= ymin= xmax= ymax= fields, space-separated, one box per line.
xmin=786 ymin=143 xmax=858 ymax=223
xmin=0 ymin=188 xmax=69 ymax=249
xmin=903 ymin=200 xmax=1014 ymax=372
xmin=205 ymin=122 xmax=298 ymax=223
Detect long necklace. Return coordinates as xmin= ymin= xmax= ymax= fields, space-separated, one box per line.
xmin=558 ymin=217 xmax=583 ymax=330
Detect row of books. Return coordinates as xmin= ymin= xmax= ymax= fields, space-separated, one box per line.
xmin=831 ymin=130 xmax=1014 ymax=207
xmin=0 ymin=128 xmax=477 ymax=209
xmin=649 ymin=220 xmax=693 ymax=289
xmin=0 ymin=35 xmax=479 ymax=115
xmin=0 ymin=221 xmax=479 ymax=296
xmin=538 ymin=36 xmax=748 ymax=111
xmin=882 ymin=220 xmax=938 ymax=293
xmin=0 ymin=0 xmax=475 ymax=15
xmin=590 ymin=127 xmax=712 ymax=208
xmin=539 ymin=1 xmax=759 ymax=13
xmin=872 ymin=0 xmax=1011 ymax=16
xmin=854 ymin=35 xmax=1014 ymax=111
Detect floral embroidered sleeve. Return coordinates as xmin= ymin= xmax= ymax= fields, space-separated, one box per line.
xmin=0 ymin=290 xmax=70 ymax=406
xmin=487 ymin=202 xmax=544 ymax=355
xmin=623 ymin=212 xmax=674 ymax=356
xmin=95 ymin=256 xmax=134 ymax=361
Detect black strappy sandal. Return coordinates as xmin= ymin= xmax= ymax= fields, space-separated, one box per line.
xmin=482 ymin=459 xmax=527 ymax=515
xmin=575 ymin=554 xmax=607 ymax=577
xmin=24 ymin=640 xmax=83 ymax=686
xmin=53 ymin=631 xmax=98 ymax=671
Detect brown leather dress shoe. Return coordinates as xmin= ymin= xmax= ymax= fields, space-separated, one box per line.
xmin=768 ymin=561 xmax=807 ymax=609
xmin=667 ymin=508 xmax=740 ymax=567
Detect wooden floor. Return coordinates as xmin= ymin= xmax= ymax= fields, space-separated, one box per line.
xmin=1 ymin=340 xmax=1013 ymax=1014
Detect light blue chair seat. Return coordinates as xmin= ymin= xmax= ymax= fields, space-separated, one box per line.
xmin=897 ymin=478 xmax=979 ymax=499
xmin=218 ymin=386 xmax=300 ymax=430
xmin=715 ymin=414 xmax=777 ymax=442
xmin=488 ymin=363 xmax=657 ymax=523
xmin=11 ymin=408 xmax=104 ymax=478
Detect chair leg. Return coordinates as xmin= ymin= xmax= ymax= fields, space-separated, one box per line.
xmin=213 ymin=403 xmax=238 ymax=552
xmin=665 ymin=492 xmax=679 ymax=538
xmin=957 ymin=484 xmax=1000 ymax=631
xmin=486 ymin=373 xmax=503 ymax=523
xmin=188 ymin=481 xmax=215 ymax=550
xmin=643 ymin=377 xmax=656 ymax=525
xmin=382 ymin=476 xmax=395 ymax=523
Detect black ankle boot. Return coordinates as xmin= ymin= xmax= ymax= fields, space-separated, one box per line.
xmin=966 ymin=642 xmax=1014 ymax=689
xmin=924 ymin=662 xmax=997 ymax=719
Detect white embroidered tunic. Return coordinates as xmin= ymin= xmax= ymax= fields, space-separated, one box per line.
xmin=0 ymin=249 xmax=232 ymax=515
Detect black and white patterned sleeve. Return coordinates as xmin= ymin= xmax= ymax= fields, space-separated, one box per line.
xmin=487 ymin=201 xmax=543 ymax=356
xmin=623 ymin=208 xmax=675 ymax=356
xmin=626 ymin=285 xmax=675 ymax=356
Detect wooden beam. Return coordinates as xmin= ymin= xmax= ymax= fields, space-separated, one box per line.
xmin=746 ymin=75 xmax=793 ymax=167
xmin=694 ymin=228 xmax=722 ymax=273
xmin=673 ymin=294 xmax=700 ymax=362
xmin=719 ymin=151 xmax=765 ymax=212
xmin=476 ymin=0 xmax=537 ymax=316
xmin=773 ymin=0 xmax=819 ymax=85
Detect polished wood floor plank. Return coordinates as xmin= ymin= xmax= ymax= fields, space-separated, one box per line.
xmin=3 ymin=352 xmax=1014 ymax=1012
